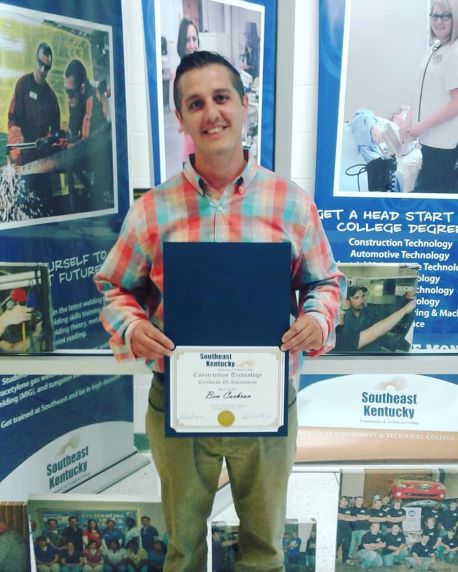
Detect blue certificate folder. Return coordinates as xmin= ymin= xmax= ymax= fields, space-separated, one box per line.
xmin=163 ymin=241 xmax=291 ymax=437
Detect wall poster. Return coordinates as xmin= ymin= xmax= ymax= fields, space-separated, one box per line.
xmin=297 ymin=373 xmax=458 ymax=462
xmin=316 ymin=0 xmax=458 ymax=351
xmin=0 ymin=0 xmax=134 ymax=499
xmin=142 ymin=0 xmax=277 ymax=183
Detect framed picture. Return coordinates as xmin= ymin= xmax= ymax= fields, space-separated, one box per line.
xmin=142 ymin=0 xmax=277 ymax=183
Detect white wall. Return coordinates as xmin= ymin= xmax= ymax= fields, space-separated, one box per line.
xmin=344 ymin=0 xmax=429 ymax=120
xmin=275 ymin=0 xmax=318 ymax=195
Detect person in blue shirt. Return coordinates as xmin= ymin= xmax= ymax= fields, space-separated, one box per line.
xmin=101 ymin=520 xmax=124 ymax=550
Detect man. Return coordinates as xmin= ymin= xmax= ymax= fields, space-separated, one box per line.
xmin=439 ymin=529 xmax=458 ymax=563
xmin=336 ymin=496 xmax=355 ymax=566
xmin=34 ymin=536 xmax=60 ymax=572
xmin=7 ymin=42 xmax=61 ymax=216
xmin=439 ymin=499 xmax=458 ymax=532
xmin=43 ymin=518 xmax=63 ymax=550
xmin=8 ymin=42 xmax=60 ymax=165
xmin=63 ymin=59 xmax=108 ymax=210
xmin=334 ymin=285 xmax=416 ymax=353
xmin=95 ymin=50 xmax=344 ymax=571
xmin=358 ymin=522 xmax=385 ymax=569
xmin=349 ymin=496 xmax=369 ymax=559
xmin=382 ymin=523 xmax=408 ymax=567
xmin=101 ymin=519 xmax=124 ymax=550
xmin=406 ymin=533 xmax=436 ymax=571
xmin=0 ymin=519 xmax=29 ymax=572
xmin=140 ymin=516 xmax=159 ymax=559
xmin=386 ymin=499 xmax=406 ymax=531
xmin=368 ymin=499 xmax=387 ymax=526
xmin=62 ymin=516 xmax=83 ymax=552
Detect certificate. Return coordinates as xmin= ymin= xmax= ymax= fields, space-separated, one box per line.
xmin=168 ymin=346 xmax=285 ymax=434
xmin=163 ymin=242 xmax=291 ymax=437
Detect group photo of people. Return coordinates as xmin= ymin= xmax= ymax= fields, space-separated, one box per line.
xmin=0 ymin=3 xmax=115 ymax=225
xmin=336 ymin=469 xmax=458 ymax=570
xmin=211 ymin=521 xmax=316 ymax=572
xmin=157 ymin=0 xmax=263 ymax=179
xmin=337 ymin=0 xmax=458 ymax=195
xmin=28 ymin=500 xmax=167 ymax=572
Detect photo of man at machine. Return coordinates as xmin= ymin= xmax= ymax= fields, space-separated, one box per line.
xmin=0 ymin=4 xmax=115 ymax=225
xmin=332 ymin=263 xmax=418 ymax=354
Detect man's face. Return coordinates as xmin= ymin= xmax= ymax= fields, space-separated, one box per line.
xmin=391 ymin=525 xmax=400 ymax=534
xmin=373 ymin=500 xmax=382 ymax=509
xmin=34 ymin=48 xmax=52 ymax=85
xmin=48 ymin=520 xmax=57 ymax=530
xmin=370 ymin=523 xmax=380 ymax=534
xmin=355 ymin=497 xmax=363 ymax=507
xmin=107 ymin=520 xmax=114 ymax=529
xmin=64 ymin=76 xmax=83 ymax=108
xmin=348 ymin=290 xmax=366 ymax=312
xmin=340 ymin=497 xmax=348 ymax=507
xmin=69 ymin=518 xmax=78 ymax=528
xmin=141 ymin=517 xmax=149 ymax=527
xmin=175 ymin=64 xmax=247 ymax=163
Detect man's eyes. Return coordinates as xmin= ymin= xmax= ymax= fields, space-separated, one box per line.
xmin=188 ymin=100 xmax=203 ymax=111
xmin=187 ymin=94 xmax=230 ymax=110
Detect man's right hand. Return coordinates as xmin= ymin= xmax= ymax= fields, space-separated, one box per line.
xmin=130 ymin=320 xmax=175 ymax=360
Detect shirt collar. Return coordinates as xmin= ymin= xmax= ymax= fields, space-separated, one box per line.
xmin=183 ymin=149 xmax=258 ymax=196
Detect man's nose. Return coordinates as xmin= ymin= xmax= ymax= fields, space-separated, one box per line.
xmin=204 ymin=100 xmax=220 ymax=123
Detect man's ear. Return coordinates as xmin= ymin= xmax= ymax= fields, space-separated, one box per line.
xmin=242 ymin=95 xmax=249 ymax=121
xmin=175 ymin=109 xmax=188 ymax=134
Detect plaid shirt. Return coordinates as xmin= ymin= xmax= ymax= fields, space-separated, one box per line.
xmin=95 ymin=154 xmax=345 ymax=375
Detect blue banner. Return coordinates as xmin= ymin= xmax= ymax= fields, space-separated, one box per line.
xmin=316 ymin=0 xmax=458 ymax=351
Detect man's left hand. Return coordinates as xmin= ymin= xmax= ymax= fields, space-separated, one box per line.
xmin=280 ymin=314 xmax=323 ymax=353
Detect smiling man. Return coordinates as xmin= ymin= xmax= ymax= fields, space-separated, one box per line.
xmin=95 ymin=51 xmax=344 ymax=571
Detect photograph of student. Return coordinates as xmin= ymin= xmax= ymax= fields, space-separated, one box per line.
xmin=333 ymin=284 xmax=416 ymax=353
xmin=7 ymin=42 xmax=62 ymax=216
xmin=337 ymin=0 xmax=458 ymax=196
xmin=0 ymin=6 xmax=115 ymax=225
xmin=401 ymin=0 xmax=458 ymax=193
xmin=157 ymin=0 xmax=264 ymax=179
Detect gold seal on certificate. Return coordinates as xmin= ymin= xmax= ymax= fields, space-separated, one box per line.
xmin=168 ymin=346 xmax=286 ymax=434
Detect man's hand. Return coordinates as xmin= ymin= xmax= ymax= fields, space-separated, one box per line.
xmin=130 ymin=320 xmax=174 ymax=360
xmin=280 ymin=314 xmax=323 ymax=353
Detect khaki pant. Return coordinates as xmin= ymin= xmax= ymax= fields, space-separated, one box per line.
xmin=146 ymin=376 xmax=298 ymax=572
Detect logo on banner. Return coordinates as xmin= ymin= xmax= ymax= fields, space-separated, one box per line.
xmin=46 ymin=436 xmax=89 ymax=490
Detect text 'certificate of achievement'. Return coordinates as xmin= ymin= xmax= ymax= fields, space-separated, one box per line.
xmin=163 ymin=242 xmax=291 ymax=437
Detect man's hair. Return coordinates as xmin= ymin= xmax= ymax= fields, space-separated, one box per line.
xmin=177 ymin=18 xmax=200 ymax=60
xmin=173 ymin=51 xmax=245 ymax=113
xmin=36 ymin=42 xmax=52 ymax=62
xmin=65 ymin=59 xmax=88 ymax=88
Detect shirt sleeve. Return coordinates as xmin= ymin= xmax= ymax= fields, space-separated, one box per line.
xmin=94 ymin=200 xmax=155 ymax=360
xmin=293 ymin=197 xmax=346 ymax=357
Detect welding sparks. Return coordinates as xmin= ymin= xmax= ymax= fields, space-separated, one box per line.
xmin=0 ymin=162 xmax=43 ymax=222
